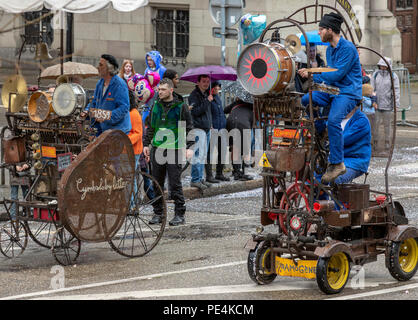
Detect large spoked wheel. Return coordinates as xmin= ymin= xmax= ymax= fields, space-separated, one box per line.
xmin=0 ymin=221 xmax=28 ymax=258
xmin=109 ymin=171 xmax=167 ymax=258
xmin=387 ymin=238 xmax=418 ymax=281
xmin=51 ymin=227 xmax=81 ymax=266
xmin=248 ymin=241 xmax=277 ymax=285
xmin=25 ymin=221 xmax=56 ymax=249
xmin=316 ymin=252 xmax=350 ymax=294
xmin=279 ymin=182 xmax=311 ymax=236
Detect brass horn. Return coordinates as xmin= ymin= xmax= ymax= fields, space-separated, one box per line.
xmin=34 ymin=42 xmax=53 ymax=61
xmin=284 ymin=34 xmax=302 ymax=55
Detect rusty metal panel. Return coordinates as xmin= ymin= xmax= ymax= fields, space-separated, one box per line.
xmin=265 ymin=147 xmax=305 ymax=172
xmin=58 ymin=130 xmax=135 ymax=242
xmin=362 ymin=206 xmax=387 ymax=224
xmin=336 ymin=184 xmax=370 ymax=211
xmin=314 ymin=240 xmax=354 ymax=261
xmin=318 ymin=210 xmax=351 ymax=227
xmin=387 ymin=225 xmax=418 ymax=242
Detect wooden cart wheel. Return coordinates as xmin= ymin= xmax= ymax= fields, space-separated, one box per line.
xmin=247 ymin=241 xmax=277 ymax=285
xmin=108 ymin=171 xmax=167 ymax=258
xmin=25 ymin=221 xmax=56 ymax=249
xmin=316 ymin=252 xmax=350 ymax=294
xmin=387 ymin=238 xmax=418 ymax=281
xmin=51 ymin=227 xmax=81 ymax=266
xmin=0 ymin=221 xmax=28 ymax=258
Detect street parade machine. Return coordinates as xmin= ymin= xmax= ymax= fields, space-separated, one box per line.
xmin=0 ymin=80 xmax=167 ymax=266
xmin=240 ymin=4 xmax=418 ymax=294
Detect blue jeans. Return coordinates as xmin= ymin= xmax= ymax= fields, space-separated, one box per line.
xmin=302 ymin=92 xmax=359 ymax=164
xmin=334 ymin=167 xmax=363 ymax=184
xmin=131 ymin=154 xmax=156 ymax=209
xmin=141 ymin=164 xmax=155 ymax=201
xmin=191 ymin=129 xmax=210 ymax=183
xmin=130 ymin=154 xmax=141 ymax=209
xmin=10 ymin=185 xmax=29 ymax=220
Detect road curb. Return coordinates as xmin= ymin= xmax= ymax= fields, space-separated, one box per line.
xmin=181 ymin=178 xmax=263 ymax=200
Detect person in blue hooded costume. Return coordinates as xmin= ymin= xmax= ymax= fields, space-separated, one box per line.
xmin=299 ymin=12 xmax=363 ymax=184
xmin=144 ymin=50 xmax=167 ymax=80
xmin=142 ymin=51 xmax=167 ymax=127
xmin=82 ymin=54 xmax=131 ymax=136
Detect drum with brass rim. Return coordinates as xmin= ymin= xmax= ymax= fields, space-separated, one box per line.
xmin=28 ymin=91 xmax=53 ymax=123
xmin=237 ymin=42 xmax=295 ymax=96
xmin=52 ymin=83 xmax=86 ymax=117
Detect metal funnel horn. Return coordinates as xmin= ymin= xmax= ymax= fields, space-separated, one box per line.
xmin=34 ymin=42 xmax=53 ymax=60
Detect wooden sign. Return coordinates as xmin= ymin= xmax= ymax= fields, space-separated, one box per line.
xmin=58 ymin=130 xmax=135 ymax=242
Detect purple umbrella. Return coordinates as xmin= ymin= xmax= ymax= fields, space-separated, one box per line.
xmin=180 ymin=65 xmax=237 ymax=83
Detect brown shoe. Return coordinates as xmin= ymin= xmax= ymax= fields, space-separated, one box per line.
xmin=321 ymin=162 xmax=346 ymax=184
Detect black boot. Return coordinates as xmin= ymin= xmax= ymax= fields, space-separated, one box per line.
xmin=215 ymin=164 xmax=230 ymax=181
xmin=240 ymin=163 xmax=253 ymax=181
xmin=232 ymin=164 xmax=243 ymax=181
xmin=149 ymin=214 xmax=162 ymax=225
xmin=205 ymin=163 xmax=220 ymax=183
xmin=169 ymin=214 xmax=185 ymax=226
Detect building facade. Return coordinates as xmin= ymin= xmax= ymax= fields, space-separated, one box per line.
xmin=0 ymin=0 xmax=414 ymax=74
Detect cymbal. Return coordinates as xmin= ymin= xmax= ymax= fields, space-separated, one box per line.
xmin=285 ymin=34 xmax=302 ymax=55
xmin=306 ymin=67 xmax=338 ymax=73
xmin=1 ymin=74 xmax=28 ymax=112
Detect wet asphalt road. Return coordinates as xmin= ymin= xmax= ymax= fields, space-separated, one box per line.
xmin=0 ymin=114 xmax=417 ymax=303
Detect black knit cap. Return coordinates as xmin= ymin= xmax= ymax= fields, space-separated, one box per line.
xmin=319 ymin=12 xmax=344 ymax=34
xmin=101 ymin=54 xmax=119 ymax=69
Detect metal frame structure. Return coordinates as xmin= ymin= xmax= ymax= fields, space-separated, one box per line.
xmin=0 ymin=93 xmax=167 ymax=266
xmin=244 ymin=3 xmax=418 ymax=295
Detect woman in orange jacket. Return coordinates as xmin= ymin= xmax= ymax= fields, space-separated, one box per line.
xmin=128 ymin=90 xmax=143 ymax=158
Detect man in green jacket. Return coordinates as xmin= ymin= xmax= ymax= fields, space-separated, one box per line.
xmin=143 ymin=78 xmax=194 ymax=226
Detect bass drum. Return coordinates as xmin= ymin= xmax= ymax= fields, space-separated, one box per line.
xmin=237 ymin=42 xmax=295 ymax=96
xmin=52 ymin=83 xmax=86 ymax=117
xmin=28 ymin=91 xmax=53 ymax=123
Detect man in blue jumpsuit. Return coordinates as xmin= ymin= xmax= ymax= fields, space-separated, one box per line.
xmin=334 ymin=107 xmax=371 ymax=184
xmin=299 ymin=13 xmax=363 ymax=184
xmin=82 ymin=54 xmax=131 ymax=136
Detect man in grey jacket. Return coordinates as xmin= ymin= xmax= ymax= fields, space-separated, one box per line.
xmin=371 ymin=57 xmax=400 ymax=150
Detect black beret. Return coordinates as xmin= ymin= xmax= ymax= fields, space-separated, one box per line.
xmin=319 ymin=12 xmax=344 ymax=34
xmin=101 ymin=54 xmax=119 ymax=69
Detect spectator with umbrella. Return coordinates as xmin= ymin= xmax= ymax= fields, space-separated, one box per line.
xmin=208 ymin=80 xmax=229 ymax=182
xmin=180 ymin=65 xmax=237 ymax=190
